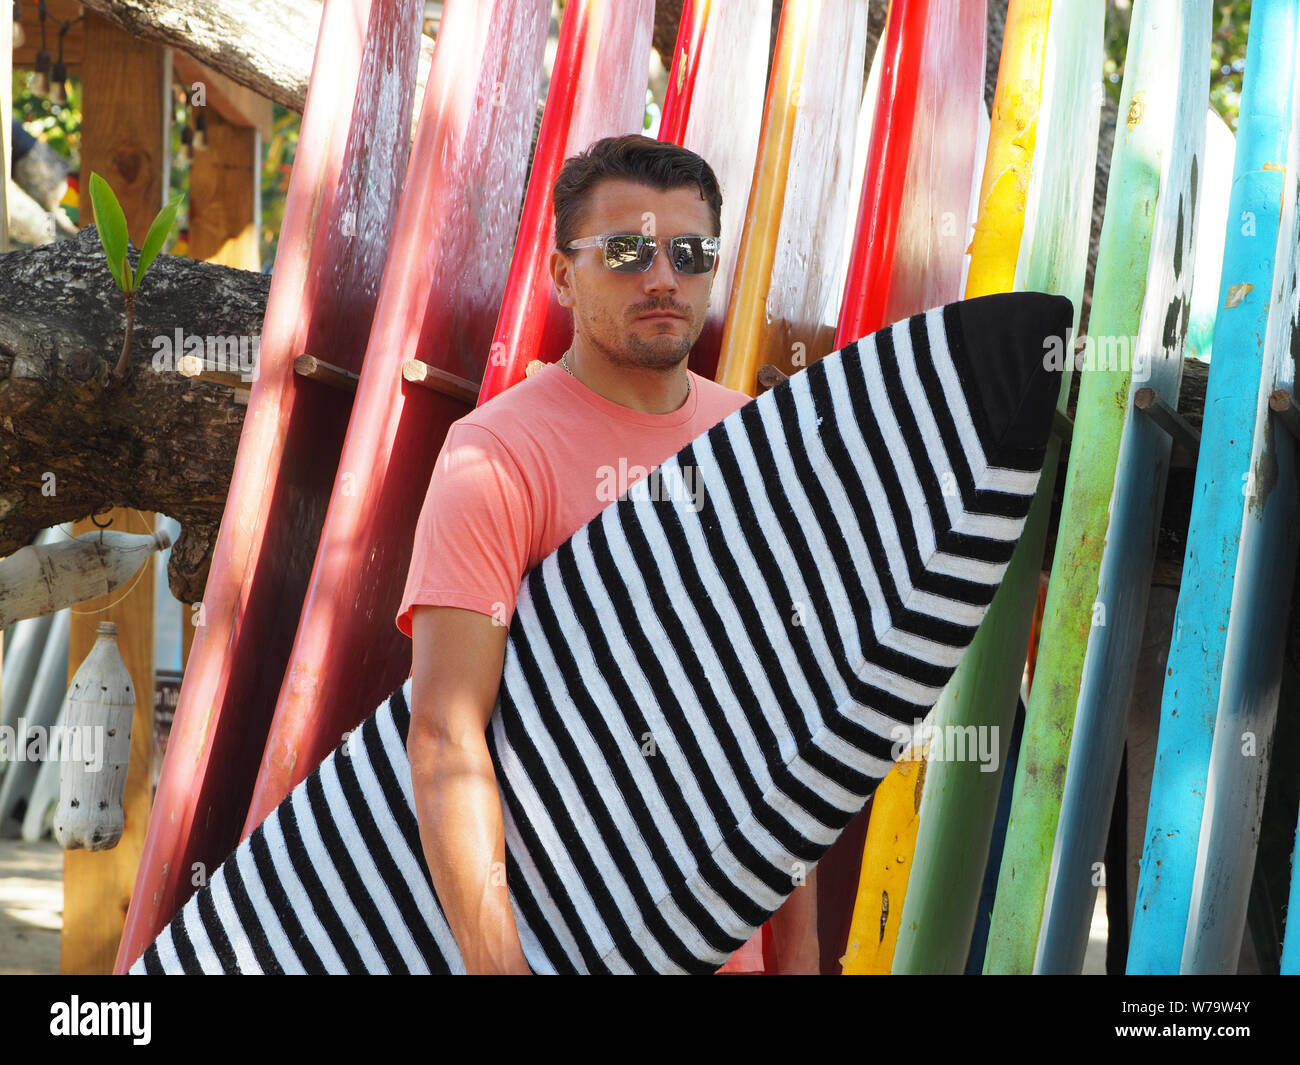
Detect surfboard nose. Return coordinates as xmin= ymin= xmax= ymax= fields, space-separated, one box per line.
xmin=948 ymin=291 xmax=1073 ymax=456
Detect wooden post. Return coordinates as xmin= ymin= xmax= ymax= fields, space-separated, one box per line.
xmin=188 ymin=104 xmax=262 ymax=269
xmin=63 ymin=14 xmax=169 ymax=975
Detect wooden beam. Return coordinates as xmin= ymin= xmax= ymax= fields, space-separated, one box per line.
xmin=63 ymin=13 xmax=168 ymax=976
xmin=402 ymin=359 xmax=480 ymax=406
xmin=295 ymin=353 xmax=360 ymax=393
xmin=188 ymin=105 xmax=261 ymax=269
xmin=171 ymin=52 xmax=274 ymax=140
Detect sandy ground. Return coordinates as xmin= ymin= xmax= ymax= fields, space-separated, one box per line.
xmin=0 ymin=836 xmax=61 ymax=975
xmin=0 ymin=832 xmax=1110 ymax=975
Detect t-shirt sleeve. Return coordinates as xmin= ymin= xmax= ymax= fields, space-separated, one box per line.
xmin=395 ymin=421 xmax=535 ymax=637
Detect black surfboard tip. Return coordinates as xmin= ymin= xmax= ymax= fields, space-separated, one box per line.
xmin=948 ymin=291 xmax=1074 ymax=456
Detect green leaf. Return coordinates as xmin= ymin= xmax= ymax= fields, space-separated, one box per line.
xmin=122 ymin=254 xmax=134 ymax=293
xmin=134 ymin=196 xmax=183 ymax=289
xmin=88 ymin=172 xmax=130 ymax=292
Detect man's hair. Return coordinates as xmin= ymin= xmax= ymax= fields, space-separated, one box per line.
xmin=552 ymin=135 xmax=723 ymax=251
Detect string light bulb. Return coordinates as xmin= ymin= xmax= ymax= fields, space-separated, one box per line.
xmin=31 ymin=49 xmax=51 ymax=97
xmin=50 ymin=59 xmax=68 ymax=105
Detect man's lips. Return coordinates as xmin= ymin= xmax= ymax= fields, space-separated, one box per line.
xmin=634 ymin=310 xmax=689 ymax=322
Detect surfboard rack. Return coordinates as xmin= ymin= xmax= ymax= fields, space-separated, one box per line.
xmin=294 ymin=354 xmax=360 ymax=393
xmin=401 ymin=359 xmax=480 ymax=406
xmin=1051 ymin=409 xmax=1074 ymax=445
xmin=757 ymin=364 xmax=789 ymax=394
xmin=1134 ymin=387 xmax=1199 ymax=466
xmin=1269 ymin=389 xmax=1300 ymax=443
xmin=172 ymin=358 xmax=252 ymax=405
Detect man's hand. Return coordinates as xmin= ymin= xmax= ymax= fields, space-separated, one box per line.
xmin=408 ymin=605 xmax=531 ymax=974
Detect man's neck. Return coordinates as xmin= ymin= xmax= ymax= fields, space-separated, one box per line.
xmin=564 ymin=341 xmax=691 ymax=415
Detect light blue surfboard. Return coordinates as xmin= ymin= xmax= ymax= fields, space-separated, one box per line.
xmin=1128 ymin=0 xmax=1300 ymax=974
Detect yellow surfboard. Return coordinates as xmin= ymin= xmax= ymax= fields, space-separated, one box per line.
xmin=841 ymin=747 xmax=928 ymax=973
xmin=843 ymin=0 xmax=1050 ymax=975
xmin=714 ymin=0 xmax=871 ymax=392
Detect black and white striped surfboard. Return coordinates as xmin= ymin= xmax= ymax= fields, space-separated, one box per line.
xmin=132 ymin=292 xmax=1071 ymax=974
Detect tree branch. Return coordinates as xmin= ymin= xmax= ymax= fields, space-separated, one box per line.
xmin=77 ymin=0 xmax=435 ymax=119
xmin=0 ymin=227 xmax=269 ymax=602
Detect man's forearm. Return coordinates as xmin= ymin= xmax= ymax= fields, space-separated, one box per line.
xmin=408 ymin=727 xmax=530 ymax=974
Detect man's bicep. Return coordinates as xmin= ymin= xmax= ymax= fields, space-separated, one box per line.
xmin=398 ymin=423 xmax=535 ymax=633
xmin=410 ymin=604 xmax=509 ymax=740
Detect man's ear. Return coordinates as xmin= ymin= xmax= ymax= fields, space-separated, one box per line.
xmin=551 ymin=249 xmax=575 ymax=308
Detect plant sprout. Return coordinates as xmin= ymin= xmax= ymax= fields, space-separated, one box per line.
xmin=87 ymin=172 xmax=183 ymax=380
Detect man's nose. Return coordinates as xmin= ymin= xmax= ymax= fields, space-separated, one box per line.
xmin=641 ymin=241 xmax=680 ymax=292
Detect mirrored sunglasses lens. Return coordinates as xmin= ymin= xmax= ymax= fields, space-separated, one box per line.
xmin=670 ymin=237 xmax=716 ymax=274
xmin=602 ymin=235 xmax=652 ymax=272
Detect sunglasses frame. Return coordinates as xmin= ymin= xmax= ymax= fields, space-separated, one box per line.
xmin=563 ymin=232 xmax=721 ymax=275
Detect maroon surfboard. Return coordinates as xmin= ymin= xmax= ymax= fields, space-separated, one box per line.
xmin=117 ymin=0 xmax=425 ymax=972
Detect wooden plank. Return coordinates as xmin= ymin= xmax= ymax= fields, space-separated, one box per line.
xmin=63 ymin=13 xmax=167 ymax=976
xmin=188 ymin=105 xmax=261 ymax=269
xmin=172 ymin=52 xmax=274 ymax=140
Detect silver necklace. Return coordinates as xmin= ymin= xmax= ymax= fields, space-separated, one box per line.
xmin=560 ymin=349 xmax=691 ymax=395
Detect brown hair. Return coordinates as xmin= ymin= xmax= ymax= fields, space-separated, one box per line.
xmin=552 ymin=135 xmax=723 ymax=251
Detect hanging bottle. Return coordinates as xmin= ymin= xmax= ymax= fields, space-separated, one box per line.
xmin=54 ymin=622 xmax=135 ymax=851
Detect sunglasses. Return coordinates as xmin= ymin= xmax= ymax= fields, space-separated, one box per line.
xmin=563 ymin=233 xmax=721 ymax=275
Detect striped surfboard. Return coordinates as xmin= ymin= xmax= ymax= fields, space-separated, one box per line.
xmin=127 ymin=292 xmax=1071 ymax=974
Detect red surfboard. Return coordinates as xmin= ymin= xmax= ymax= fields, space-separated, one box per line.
xmin=240 ymin=0 xmax=653 ymax=832
xmin=476 ymin=0 xmax=655 ymax=404
xmin=116 ymin=0 xmax=424 ymax=972
xmin=835 ymin=0 xmax=985 ymax=343
xmin=658 ymin=0 xmax=771 ymax=382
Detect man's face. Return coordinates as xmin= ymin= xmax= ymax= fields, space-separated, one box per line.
xmin=551 ymin=178 xmax=717 ymax=371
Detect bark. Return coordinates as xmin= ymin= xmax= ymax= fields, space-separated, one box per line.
xmin=0 ymin=226 xmax=270 ymax=602
xmin=78 ymin=0 xmax=435 ymax=117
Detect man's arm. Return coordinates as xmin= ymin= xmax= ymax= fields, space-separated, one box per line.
xmin=407 ymin=604 xmax=530 ymax=974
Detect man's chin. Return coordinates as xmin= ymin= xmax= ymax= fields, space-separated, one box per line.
xmin=623 ymin=331 xmax=697 ymax=368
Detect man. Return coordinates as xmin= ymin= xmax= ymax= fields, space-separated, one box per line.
xmin=396 ymin=135 xmax=818 ymax=974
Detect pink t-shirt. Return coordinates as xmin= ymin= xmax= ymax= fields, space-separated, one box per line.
xmin=395 ymin=364 xmax=751 ymax=636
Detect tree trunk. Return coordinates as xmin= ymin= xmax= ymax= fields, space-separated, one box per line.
xmin=0 ymin=226 xmax=269 ymax=602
